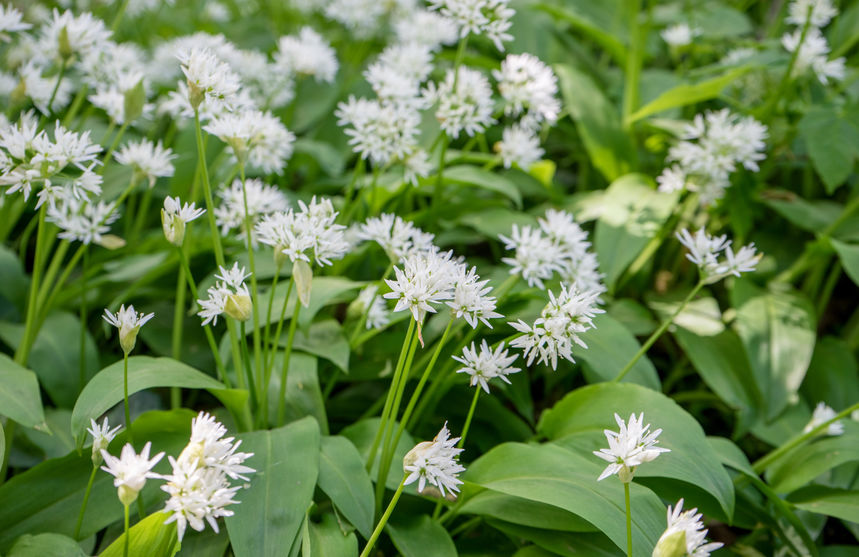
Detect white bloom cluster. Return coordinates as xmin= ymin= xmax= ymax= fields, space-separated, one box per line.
xmin=786 ymin=0 xmax=837 ymax=28
xmin=676 ymin=228 xmax=761 ymax=283
xmin=403 ymin=422 xmax=465 ymax=496
xmin=115 ymin=140 xmax=176 ymax=188
xmin=255 ymin=197 xmax=349 ymax=267
xmin=657 ymin=109 xmax=768 ymax=205
xmin=161 ymin=412 xmax=254 ymax=541
xmin=803 ymin=402 xmax=844 ymax=436
xmin=0 ymin=5 xmax=30 ymax=41
xmin=509 ymin=283 xmax=603 ymax=370
xmin=393 ymin=9 xmax=459 ymax=52
xmin=274 ymin=27 xmax=338 ymax=83
xmin=356 ymin=285 xmax=392 ymax=330
xmin=205 ymin=109 xmax=295 ymax=174
xmin=447 ymin=266 xmax=502 ymax=328
xmin=496 ymin=124 xmax=544 ymax=170
xmin=499 ymin=209 xmax=604 ymax=292
xmin=48 ymin=196 xmax=118 ymax=246
xmin=660 ymin=23 xmax=701 ymax=47
xmin=214 ymin=178 xmax=289 ymax=243
xmin=384 ymin=249 xmax=459 ymax=324
xmin=16 ymin=61 xmax=74 ymax=114
xmin=593 ymin=412 xmax=670 ymax=483
xmin=177 ymin=47 xmax=241 ymax=111
xmin=86 ymin=417 xmax=122 ymax=466
xmin=103 ymin=304 xmax=155 ymax=354
xmin=428 ymin=0 xmax=514 ymax=51
xmin=454 ymin=340 xmax=520 ymax=393
xmin=37 ymin=9 xmax=112 ymax=62
xmin=424 ymin=66 xmax=495 ymax=139
xmin=336 ymin=96 xmax=422 ymax=167
xmin=87 ymin=63 xmax=152 ymax=125
xmin=357 ymin=213 xmax=435 ymax=263
xmin=101 ymin=441 xmax=165 ymax=506
xmin=366 ymin=43 xmax=434 ymax=105
xmin=652 ymin=499 xmax=724 ymax=557
xmin=493 ymin=53 xmax=560 ymax=131
xmin=162 ymin=196 xmax=205 ymax=246
xmin=197 ymin=263 xmax=252 ymax=326
xmin=782 ymin=28 xmax=846 ymax=85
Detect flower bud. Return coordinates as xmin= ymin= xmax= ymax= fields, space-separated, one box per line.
xmin=119 ymin=323 xmax=141 ymax=355
xmin=96 ymin=234 xmax=126 ymax=250
xmin=403 ymin=441 xmax=433 ymax=470
xmin=118 ymin=484 xmax=139 ymax=507
xmin=293 ymin=259 xmax=313 ymax=308
xmin=652 ymin=528 xmax=686 ymax=557
xmin=224 ymin=292 xmax=252 ymax=322
xmin=162 ymin=209 xmax=186 ymax=246
xmin=617 ymin=465 xmax=633 ymax=484
xmin=58 ymin=26 xmax=73 ymax=61
xmin=187 ymin=81 xmax=205 ymax=111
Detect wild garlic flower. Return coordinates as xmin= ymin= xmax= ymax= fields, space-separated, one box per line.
xmin=47 ymin=191 xmax=118 ymax=247
xmin=38 ymin=9 xmax=112 ymax=62
xmin=368 ymin=43 xmax=435 ymax=99
xmin=357 ymin=213 xmax=436 ymax=263
xmin=355 ymin=285 xmax=391 ymax=330
xmin=214 ymin=178 xmax=289 ymax=244
xmin=384 ymin=249 xmax=459 ymax=324
xmin=652 ymin=499 xmax=723 ymax=557
xmin=403 ymin=422 xmax=465 ymax=497
xmin=660 ymin=23 xmax=701 ymax=47
xmin=496 ymin=124 xmax=544 ymax=170
xmin=115 ymin=140 xmax=176 ymax=188
xmin=274 ymin=27 xmax=338 ymax=83
xmin=255 ymin=197 xmax=349 ymax=267
xmin=393 ymin=10 xmax=459 ymax=51
xmin=509 ymin=283 xmax=603 ymax=370
xmin=424 ymin=67 xmax=495 ymax=139
xmin=17 ymin=61 xmax=75 ymax=114
xmin=593 ymin=413 xmax=670 ymax=483
xmin=447 ymin=266 xmax=502 ymax=328
xmin=493 ymin=53 xmax=560 ymax=130
xmin=336 ymin=96 xmax=422 ymax=166
xmin=786 ymin=0 xmax=837 ymax=28
xmin=88 ymin=70 xmax=152 ymax=125
xmin=403 ymin=149 xmax=433 ymax=186
xmin=87 ymin=417 xmax=122 ymax=466
xmin=177 ymin=47 xmax=241 ymax=111
xmin=324 ymin=0 xmax=389 ymax=39
xmin=803 ymin=402 xmax=844 ymax=436
xmin=197 ymin=263 xmax=252 ymax=325
xmin=204 ymin=109 xmax=295 ymax=174
xmin=454 ymin=340 xmax=520 ymax=393
xmin=103 ymin=304 xmax=155 ymax=355
xmin=499 ymin=224 xmax=564 ymax=289
xmin=177 ymin=412 xmax=255 ymax=481
xmin=0 ymin=5 xmax=31 ymax=41
xmin=101 ymin=441 xmax=165 ymax=506
xmin=676 ymin=228 xmax=761 ymax=283
xmin=782 ymin=27 xmax=846 ymax=85
xmin=429 ymin=0 xmax=514 ymax=51
xmin=162 ymin=196 xmax=205 ymax=246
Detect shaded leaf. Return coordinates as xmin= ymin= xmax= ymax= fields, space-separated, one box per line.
xmin=575 ymin=313 xmax=661 ymax=389
xmin=444 ymin=165 xmax=523 ymax=208
xmin=318 ymin=436 xmax=374 ymax=539
xmin=387 ymin=515 xmax=457 ymax=557
xmin=628 ymin=68 xmax=750 ymax=123
xmin=6 ymin=533 xmax=86 ymax=557
xmin=0 ymin=353 xmax=45 ymax=429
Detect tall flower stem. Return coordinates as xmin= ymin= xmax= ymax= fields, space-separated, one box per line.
xmin=78 ymin=248 xmax=89 ymax=393
xmin=340 ymin=158 xmax=367 ymax=225
xmin=275 ymin=294 xmax=302 ymax=426
xmin=624 ymin=482 xmax=633 ymax=557
xmin=123 ymin=503 xmax=130 ymax=557
xmin=263 ymin=263 xmax=281 ymax=367
xmin=621 ymin=0 xmax=644 ymax=129
xmin=101 ymin=121 xmax=129 ymax=174
xmin=170 ymin=259 xmax=187 ymax=409
xmin=431 ymin=35 xmax=469 ymax=211
xmin=193 ymin=110 xmax=226 ymax=267
xmin=267 ymin=276 xmax=294 ymax=376
xmin=239 ymin=322 xmax=256 ymax=411
xmin=73 ymin=465 xmax=98 ymax=540
xmin=16 ymin=204 xmax=49 ymax=366
xmin=612 ymin=281 xmax=704 ymax=382
xmin=238 ymin=163 xmax=263 ymax=409
xmin=458 ymin=387 xmax=481 ymax=449
xmin=359 ymin=477 xmax=406 ymax=557
xmin=123 ymin=352 xmax=133 ymax=445
xmin=46 ymin=60 xmax=68 ymax=115
xmin=758 ymin=7 xmax=813 ymax=122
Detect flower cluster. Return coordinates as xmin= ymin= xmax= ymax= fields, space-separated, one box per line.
xmin=101 ymin=442 xmax=165 ymax=506
xmin=780 ymin=0 xmax=844 ymax=85
xmin=86 ymin=417 xmax=122 ymax=466
xmin=204 ymin=109 xmax=295 ymax=174
xmin=214 ymin=178 xmax=289 ymax=244
xmin=676 ymin=228 xmax=761 ymax=283
xmin=403 ymin=422 xmax=465 ymax=497
xmin=198 ymin=263 xmax=252 ymax=325
xmin=428 ymin=0 xmax=515 ymax=51
xmin=162 ymin=196 xmax=205 ymax=246
xmin=803 ymin=402 xmax=844 ymax=436
xmin=454 ymin=340 xmax=520 ymax=393
xmin=255 ymin=196 xmax=349 ymax=268
xmin=424 ymin=66 xmax=495 ymax=139
xmin=355 ymin=285 xmax=392 ymax=330
xmin=357 ymin=213 xmax=435 ymax=263
xmin=660 ymin=23 xmax=701 ymax=47
xmin=652 ymin=499 xmax=724 ymax=557
xmin=274 ymin=27 xmax=338 ymax=83
xmin=115 ymin=140 xmax=176 ymax=188
xmin=593 ymin=412 xmax=670 ymax=483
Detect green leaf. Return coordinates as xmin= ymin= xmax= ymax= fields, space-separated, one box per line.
xmin=798 ymin=107 xmax=859 ymax=194
xmin=459 ymin=208 xmax=537 ymax=240
xmin=6 ymin=533 xmax=86 ymax=557
xmin=443 ymin=165 xmax=523 ymax=208
xmin=831 ymin=239 xmax=859 ymax=288
xmin=71 ymin=356 xmax=246 ymax=438
xmin=802 ymin=337 xmax=859 ymax=412
xmin=627 ymin=68 xmax=750 ymax=123
xmin=594 ymin=174 xmax=679 ymax=289
xmin=762 ymin=193 xmax=842 ymax=236
xmin=318 ymin=436 xmax=374 ymax=539
xmin=225 ymin=417 xmax=321 ymax=557
xmin=535 ymin=2 xmax=626 ymax=65
xmin=266 ymin=352 xmax=327 ymax=432
xmin=537 ymin=382 xmax=735 ymax=520
xmin=789 ymin=487 xmax=859 ymax=523
xmin=829 ymin=1 xmax=859 ymax=56
xmin=0 ymin=244 xmax=28 ymax=317
xmin=458 ymin=488 xmax=596 ymax=532
xmin=465 ymin=442 xmax=665 ymax=555
xmin=707 ymin=436 xmax=757 ymax=479
xmin=100 ymin=512 xmax=180 ymax=557
xmin=0 ymin=353 xmax=45 ymax=429
xmin=555 ymin=65 xmax=637 ymax=181
xmin=767 ymin=432 xmax=859 ymax=494
xmin=386 ymin=515 xmax=457 ymax=557
xmin=574 ymin=313 xmax=661 ymax=389
xmin=306 ymin=513 xmax=357 ymax=557
xmin=731 ymin=280 xmax=817 ymax=421
xmin=489 ymin=520 xmax=618 ymax=557
xmin=291 ymin=320 xmax=350 ymax=373
xmin=341 ymin=418 xmax=415 ymax=490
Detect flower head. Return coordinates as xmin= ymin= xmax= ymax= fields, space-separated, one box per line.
xmin=214 ymin=178 xmax=288 ymax=244
xmin=197 ymin=263 xmax=252 ymax=325
xmin=493 ymin=53 xmax=560 ymax=130
xmin=87 ymin=417 xmax=122 ymax=466
xmin=403 ymin=422 xmax=465 ymax=497
xmin=384 ymin=249 xmax=459 ymax=324
xmin=496 ymin=124 xmax=544 ymax=170
xmin=115 ymin=140 xmax=175 ymax=188
xmin=162 ymin=196 xmax=205 ymax=246
xmin=255 ymin=197 xmax=349 ymax=268
xmin=424 ymin=67 xmax=495 ymax=139
xmin=204 ymin=109 xmax=295 ymax=174
xmin=429 ymin=0 xmax=514 ymax=51
xmin=786 ymin=0 xmax=837 ymax=28
xmin=652 ymin=499 xmax=723 ymax=557
xmin=454 ymin=340 xmax=520 ymax=393
xmin=177 ymin=47 xmax=240 ymax=110
xmin=0 ymin=5 xmax=31 ymax=41
xmin=101 ymin=441 xmax=165 ymax=506
xmin=357 ymin=213 xmax=435 ymax=263
xmin=803 ymin=402 xmax=844 ymax=436
xmin=660 ymin=23 xmax=701 ymax=47
xmin=274 ymin=27 xmax=338 ymax=83
xmin=355 ymin=285 xmax=391 ymax=330
xmin=103 ymin=304 xmax=154 ymax=354
xmin=676 ymin=228 xmax=761 ymax=283
xmin=447 ymin=266 xmax=502 ymax=328
xmin=593 ymin=413 xmax=670 ymax=483
xmin=782 ymin=27 xmax=845 ymax=85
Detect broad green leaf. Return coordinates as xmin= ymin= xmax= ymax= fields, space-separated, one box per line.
xmin=262 ymin=277 xmax=364 ymax=329
xmin=802 ymin=337 xmax=859 ymax=412
xmin=707 ymin=437 xmax=757 ymax=479
xmin=798 ymin=106 xmax=859 ymax=194
xmin=291 ymin=319 xmax=350 ymax=373
xmin=71 ymin=356 xmax=247 ymax=438
xmin=762 ymin=193 xmax=842 ymax=236
xmin=465 ymin=442 xmax=665 ymax=555
xmin=831 ymin=239 xmax=859 ymax=288
xmin=646 ymin=290 xmax=724 ymax=336
xmin=0 ymin=410 xmax=193 ymax=552
xmin=175 ymin=529 xmax=228 ymax=557
xmin=293 ymin=138 xmax=346 ymax=177
xmin=790 ymin=487 xmax=859 ymax=523
xmin=0 ymin=244 xmax=28 ymax=317
xmin=489 ymin=520 xmax=618 ymax=557
xmin=574 ymin=313 xmax=661 ymax=389
xmin=225 ymin=417 xmax=320 ymax=557
xmin=594 ymin=174 xmax=678 ymax=290
xmin=341 ymin=418 xmax=415 ymax=490
xmin=100 ymin=512 xmax=179 ymax=557
xmin=22 ymin=409 xmax=75 ymax=460
xmin=692 ymin=3 xmax=753 ymax=37
xmin=387 ymin=515 xmax=457 ymax=557
xmin=458 ymin=488 xmax=596 ymax=532
xmin=555 ymin=65 xmax=637 ymax=181
xmin=318 ymin=436 xmax=374 ymax=539
xmin=538 ymin=382 xmax=735 ymax=520
xmin=830 ymin=1 xmax=859 ymax=56
xmin=767 ymin=431 xmax=859 ymax=494
xmin=628 ymin=68 xmax=750 ymax=123
xmin=0 ymin=353 xmax=45 ymax=429
xmin=6 ymin=533 xmax=86 ymax=557
xmin=306 ymin=513 xmax=357 ymax=557
xmin=444 ymin=165 xmax=523 ymax=208
xmin=731 ymin=280 xmax=816 ymax=421
xmin=267 ymin=352 xmax=327 ymax=432
xmin=535 ymin=2 xmax=626 ymax=65
xmin=459 ymin=208 xmax=537 ymax=240
xmin=0 ymin=421 xmax=4 ymax=472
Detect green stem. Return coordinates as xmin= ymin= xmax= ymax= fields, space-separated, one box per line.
xmin=62 ymin=84 xmax=89 ymax=127
xmin=263 ymin=263 xmax=281 ymax=369
xmin=266 ymin=276 xmax=294 ymax=383
xmin=101 ymin=121 xmax=129 ymax=174
xmin=613 ymin=281 xmax=704 ymax=382
xmin=193 ymin=110 xmax=225 ymax=267
xmin=275 ymin=294 xmax=302 ymax=426
xmin=47 ymin=60 xmax=68 ymax=115
xmin=73 ymin=465 xmax=98 ymax=540
xmin=340 ymin=157 xmax=366 ymax=224
xmin=111 ymin=0 xmax=131 ymax=32
xmin=123 ymin=504 xmax=130 ymax=557
xmin=758 ymin=7 xmax=813 ymax=122
xmin=624 ymin=482 xmax=633 ymax=557
xmin=238 ymin=163 xmax=263 ymax=413
xmin=359 ymin=477 xmax=406 ymax=557
xmin=621 ymin=0 xmax=644 ymax=129
xmin=170 ymin=257 xmax=186 ymax=409
xmin=78 ymin=248 xmax=88 ymax=393
xmin=239 ymin=321 xmax=256 ymax=411
xmin=15 ymin=204 xmax=49 ymax=366
xmin=458 ymin=387 xmax=481 ymax=449
xmin=349 ymin=264 xmax=394 ymax=347
xmin=123 ymin=352 xmax=133 ymax=445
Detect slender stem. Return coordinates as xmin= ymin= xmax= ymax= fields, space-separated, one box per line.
xmin=170 ymin=258 xmax=186 ymax=409
xmin=193 ymin=110 xmax=225 ymax=267
xmin=276 ymin=295 xmax=302 ymax=426
xmin=458 ymin=387 xmax=481 ymax=449
xmin=47 ymin=60 xmax=68 ymax=115
xmin=612 ymin=281 xmax=704 ymax=382
xmin=624 ymin=482 xmax=633 ymax=557
xmin=123 ymin=504 xmax=130 ymax=557
xmin=349 ymin=264 xmax=394 ymax=347
xmin=758 ymin=7 xmax=813 ymax=122
xmin=238 ymin=163 xmax=263 ymax=413
xmin=78 ymin=247 xmax=89 ymax=393
xmin=123 ymin=352 xmax=133 ymax=445
xmin=100 ymin=121 xmax=129 ymax=174
xmin=340 ymin=157 xmax=366 ymax=224
xmin=263 ymin=263 xmax=281 ymax=368
xmin=73 ymin=465 xmax=98 ymax=540
xmin=239 ymin=322 xmax=256 ymax=411
xmin=62 ymin=84 xmax=89 ymax=127
xmin=267 ymin=276 xmax=294 ymax=384
xmin=111 ymin=0 xmax=131 ymax=31
xmin=621 ymin=0 xmax=643 ymax=128
xmin=15 ymin=205 xmax=49 ymax=366
xmin=359 ymin=477 xmax=406 ymax=557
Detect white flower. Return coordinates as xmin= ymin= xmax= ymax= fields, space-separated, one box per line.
xmin=657 ymin=165 xmax=687 ymax=193
xmin=384 ymin=249 xmax=459 ymax=323
xmin=274 ymin=27 xmax=338 ymax=83
xmin=18 ymin=61 xmax=74 ymax=114
xmin=403 ymin=422 xmax=465 ymax=497
xmin=786 ymin=0 xmax=837 ymax=28
xmin=424 ymin=67 xmax=495 ymax=139
xmin=103 ymin=304 xmax=154 ymax=354
xmin=493 ymin=53 xmax=560 ymax=130
xmin=87 ymin=417 xmax=122 ymax=466
xmin=0 ymin=5 xmax=31 ymax=41
xmin=336 ymin=96 xmax=421 ymax=166
xmin=177 ymin=412 xmax=255 ymax=481
xmin=782 ymin=27 xmax=846 ymax=85
xmin=454 ymin=340 xmax=520 ymax=393
xmin=803 ymin=402 xmax=844 ymax=436
xmin=214 ymin=178 xmax=289 ymax=244
xmin=177 ymin=47 xmax=241 ymax=110
xmin=393 ymin=10 xmax=459 ymax=51
xmin=496 ymin=124 xmax=544 ymax=170
xmin=324 ymin=0 xmax=388 ymax=38
xmin=676 ymin=228 xmax=760 ymax=282
xmin=429 ymin=0 xmax=515 ymax=51
xmin=115 ymin=140 xmax=175 ymax=188
xmin=205 ymin=109 xmax=295 ymax=174
xmin=162 ymin=196 xmax=205 ymax=246
xmin=48 ymin=195 xmax=118 ymax=246
xmin=358 ymin=213 xmax=436 ymax=262
xmin=660 ymin=23 xmax=701 ymax=47
xmin=357 ymin=285 xmax=391 ymax=330
xmin=255 ymin=197 xmax=349 ymax=267
xmin=38 ymin=9 xmax=112 ymax=62
xmin=101 ymin=441 xmax=165 ymax=506
xmin=498 ymin=224 xmax=564 ymax=289
xmin=653 ymin=499 xmax=723 ymax=557
xmin=197 ymin=263 xmax=252 ymax=325
xmin=447 ymin=266 xmax=502 ymax=328
xmin=403 ymin=149 xmax=432 ymax=186
xmin=593 ymin=412 xmax=670 ymax=483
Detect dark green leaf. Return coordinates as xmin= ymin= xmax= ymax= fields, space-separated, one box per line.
xmin=306 ymin=513 xmax=357 ymax=557
xmin=628 ymin=68 xmax=750 ymax=123
xmin=444 ymin=165 xmax=523 ymax=208
xmin=831 ymin=239 xmax=859 ymax=288
xmin=387 ymin=515 xmax=457 ymax=557
xmin=575 ymin=313 xmax=661 ymax=389
xmin=6 ymin=533 xmax=86 ymax=557
xmin=798 ymin=107 xmax=859 ymax=194
xmin=0 ymin=353 xmax=45 ymax=429
xmin=318 ymin=436 xmax=374 ymax=539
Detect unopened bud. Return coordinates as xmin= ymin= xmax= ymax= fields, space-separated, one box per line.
xmin=58 ymin=26 xmax=73 ymax=61
xmin=293 ymin=259 xmax=313 ymax=308
xmin=118 ymin=484 xmax=139 ymax=507
xmin=187 ymin=81 xmax=205 ymax=110
xmin=403 ymin=441 xmax=432 ymax=470
xmin=97 ymin=234 xmax=126 ymax=250
xmin=119 ymin=323 xmax=141 ymax=355
xmin=652 ymin=529 xmax=686 ymax=557
xmin=618 ymin=465 xmax=634 ymax=484
xmin=224 ymin=292 xmax=252 ymax=322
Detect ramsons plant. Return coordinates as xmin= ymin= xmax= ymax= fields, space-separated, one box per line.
xmin=0 ymin=0 xmax=857 ymax=556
